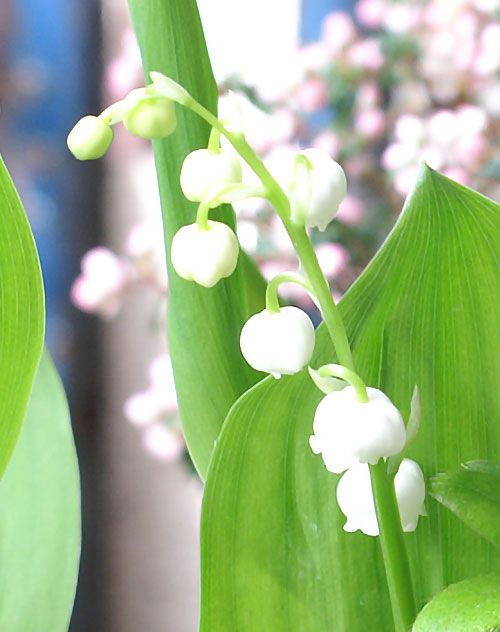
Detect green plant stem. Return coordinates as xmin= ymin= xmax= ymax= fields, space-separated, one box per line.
xmin=265 ymin=272 xmax=313 ymax=314
xmin=370 ymin=462 xmax=417 ymax=632
xmin=185 ymin=93 xmax=417 ymax=631
xmin=317 ymin=364 xmax=368 ymax=403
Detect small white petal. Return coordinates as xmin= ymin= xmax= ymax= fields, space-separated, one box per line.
xmin=240 ymin=306 xmax=315 ymax=376
xmin=336 ymin=459 xmax=426 ymax=537
xmin=180 ymin=149 xmax=243 ymax=205
xmin=171 ymin=221 xmax=239 ymax=287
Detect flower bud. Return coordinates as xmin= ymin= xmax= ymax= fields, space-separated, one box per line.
xmin=240 ymin=306 xmax=315 ymax=378
xmin=309 ymin=386 xmax=406 ymax=474
xmin=123 ymin=97 xmax=177 ymax=140
xmin=67 ymin=116 xmax=113 ymax=160
xmin=170 ymin=220 xmax=239 ymax=287
xmin=266 ymin=147 xmax=347 ymax=231
xmin=336 ymin=459 xmax=426 ymax=536
xmin=180 ymin=149 xmax=243 ymax=205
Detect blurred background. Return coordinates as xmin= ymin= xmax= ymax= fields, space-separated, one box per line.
xmin=0 ymin=0 xmax=499 ymax=630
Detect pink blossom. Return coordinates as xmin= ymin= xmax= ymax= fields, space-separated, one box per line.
xmin=295 ymin=76 xmax=330 ymax=113
xmin=383 ymin=4 xmax=421 ymax=33
xmin=454 ymin=134 xmax=488 ymax=165
xmin=355 ymin=0 xmax=386 ymax=29
xmin=124 ymin=389 xmax=161 ymax=427
xmin=395 ymin=114 xmax=425 ymax=145
xmin=394 ymin=166 xmax=419 ymax=196
xmin=382 ymin=143 xmax=416 ymax=170
xmin=356 ymin=82 xmax=382 ymax=110
xmin=315 ymin=243 xmax=349 ymax=278
xmin=313 ymin=130 xmax=341 ymax=158
xmin=71 ymin=247 xmax=130 ymax=318
xmin=337 ymin=195 xmax=365 ymax=225
xmin=443 ymin=166 xmax=471 ymax=185
xmin=355 ymin=109 xmax=385 ymax=138
xmin=322 ymin=12 xmax=357 ymax=54
xmin=347 ymin=39 xmax=384 ymax=71
xmin=298 ymin=42 xmax=330 ymax=72
xmin=142 ymin=423 xmax=185 ymax=462
xmin=456 ymin=105 xmax=487 ymax=134
xmin=427 ymin=110 xmax=458 ymax=146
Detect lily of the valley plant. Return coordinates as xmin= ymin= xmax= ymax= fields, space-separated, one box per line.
xmin=1 ymin=1 xmax=496 ymax=631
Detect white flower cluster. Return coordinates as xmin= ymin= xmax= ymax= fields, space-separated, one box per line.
xmin=310 ymin=382 xmax=426 ymax=536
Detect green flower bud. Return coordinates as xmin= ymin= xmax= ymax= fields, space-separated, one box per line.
xmin=67 ymin=116 xmax=113 ymax=161
xmin=123 ymin=98 xmax=177 ymax=140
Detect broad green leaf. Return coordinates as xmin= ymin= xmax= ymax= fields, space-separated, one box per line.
xmin=0 ymin=155 xmax=45 ymax=477
xmin=413 ymin=574 xmax=500 ymax=632
xmin=0 ymin=352 xmax=81 ymax=631
xmin=128 ymin=0 xmax=265 ymax=478
xmin=430 ymin=461 xmax=500 ymax=547
xmin=201 ymin=168 xmax=500 ymax=631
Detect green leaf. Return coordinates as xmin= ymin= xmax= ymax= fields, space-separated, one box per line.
xmin=127 ymin=0 xmax=265 ymax=478
xmin=201 ymin=168 xmax=500 ymax=631
xmin=430 ymin=461 xmax=500 ymax=547
xmin=0 ymin=352 xmax=81 ymax=631
xmin=0 ymin=155 xmax=45 ymax=477
xmin=412 ymin=574 xmax=500 ymax=632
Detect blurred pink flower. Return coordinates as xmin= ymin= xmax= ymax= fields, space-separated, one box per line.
xmin=427 ymin=110 xmax=459 ymax=146
xmin=71 ymin=247 xmax=130 ymax=318
xmin=315 ymin=243 xmax=350 ymax=278
xmin=322 ymin=12 xmax=357 ymax=54
xmin=383 ymin=4 xmax=421 ymax=33
xmin=337 ymin=195 xmax=365 ymax=225
xmin=355 ymin=0 xmax=386 ymax=29
xmin=347 ymin=39 xmax=384 ymax=71
xmin=295 ymin=76 xmax=330 ymax=113
xmin=298 ymin=42 xmax=330 ymax=72
xmin=124 ymin=389 xmax=161 ymax=427
xmin=456 ymin=105 xmax=487 ymax=134
xmin=382 ymin=143 xmax=416 ymax=170
xmin=142 ymin=423 xmax=185 ymax=462
xmin=455 ymin=134 xmax=488 ymax=165
xmin=443 ymin=166 xmax=471 ymax=185
xmin=313 ymin=130 xmax=341 ymax=158
xmin=395 ymin=114 xmax=425 ymax=145
xmin=356 ymin=82 xmax=382 ymax=110
xmin=394 ymin=166 xmax=420 ymax=196
xmin=355 ymin=109 xmax=385 ymax=138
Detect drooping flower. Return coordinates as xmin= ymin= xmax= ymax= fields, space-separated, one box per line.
xmin=309 ymin=386 xmax=406 ymax=474
xmin=240 ymin=306 xmax=315 ymax=378
xmin=265 ymin=147 xmax=347 ymax=231
xmin=336 ymin=459 xmax=426 ymax=536
xmin=180 ymin=149 xmax=243 ymax=205
xmin=170 ymin=220 xmax=239 ymax=287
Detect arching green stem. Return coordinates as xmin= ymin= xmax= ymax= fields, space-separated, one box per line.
xmin=265 ymin=272 xmax=314 ymax=314
xmin=316 ymin=363 xmax=368 ymax=403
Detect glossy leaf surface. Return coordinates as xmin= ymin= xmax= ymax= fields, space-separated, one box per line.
xmin=0 ymin=353 xmax=81 ymax=631
xmin=201 ymin=169 xmax=500 ymax=631
xmin=127 ymin=0 xmax=265 ymax=478
xmin=0 ymin=155 xmax=44 ymax=477
xmin=413 ymin=574 xmax=500 ymax=631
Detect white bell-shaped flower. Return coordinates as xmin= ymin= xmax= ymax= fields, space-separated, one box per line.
xmin=180 ymin=149 xmax=243 ymax=206
xmin=67 ymin=116 xmax=113 ymax=161
xmin=336 ymin=459 xmax=426 ymax=536
xmin=266 ymin=147 xmax=347 ymax=231
xmin=310 ymin=386 xmax=406 ymax=474
xmin=240 ymin=306 xmax=315 ymax=378
xmin=170 ymin=220 xmax=239 ymax=287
